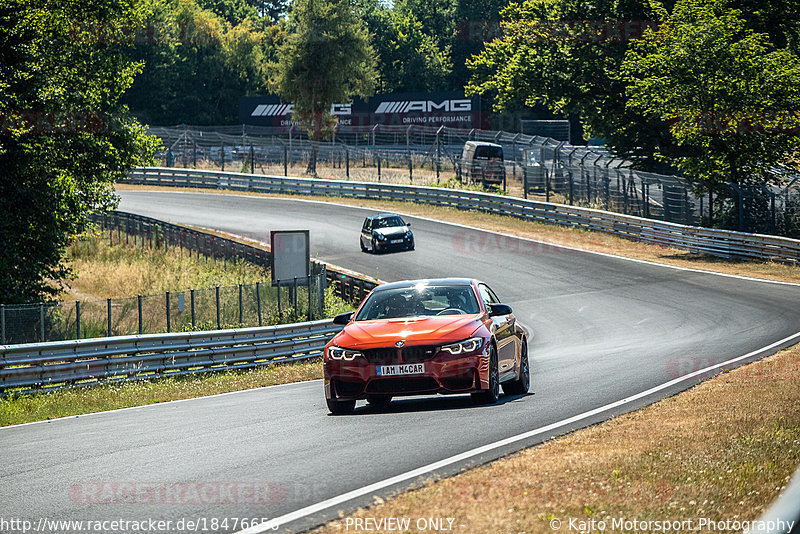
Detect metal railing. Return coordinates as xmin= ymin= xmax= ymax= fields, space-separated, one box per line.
xmin=124 ymin=167 xmax=800 ymax=264
xmin=0 ymin=319 xmax=342 ymax=395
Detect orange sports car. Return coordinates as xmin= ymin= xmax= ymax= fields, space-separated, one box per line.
xmin=323 ymin=278 xmax=530 ymax=414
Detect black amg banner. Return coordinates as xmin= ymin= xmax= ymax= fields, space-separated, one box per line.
xmin=239 ymin=91 xmax=482 ymax=131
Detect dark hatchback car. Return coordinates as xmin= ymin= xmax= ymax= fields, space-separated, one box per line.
xmin=323 ymin=278 xmax=530 ymax=414
xmin=360 ymin=213 xmax=414 ymax=253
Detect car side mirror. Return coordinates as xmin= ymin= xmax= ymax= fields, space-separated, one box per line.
xmin=406 ymin=222 xmax=411 ymax=227
xmin=333 ymin=312 xmax=353 ymax=325
xmin=488 ymin=304 xmax=512 ymax=317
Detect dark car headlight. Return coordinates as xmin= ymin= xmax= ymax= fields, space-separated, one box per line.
xmin=374 ymin=232 xmax=387 ymax=241
xmin=327 ymin=346 xmax=362 ymax=360
xmin=440 ymin=337 xmax=483 ymax=355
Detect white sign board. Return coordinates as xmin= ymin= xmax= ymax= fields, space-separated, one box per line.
xmin=270 ymin=230 xmax=310 ymax=284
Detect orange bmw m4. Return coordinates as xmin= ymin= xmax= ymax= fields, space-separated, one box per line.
xmin=323 ymin=278 xmax=530 ymax=414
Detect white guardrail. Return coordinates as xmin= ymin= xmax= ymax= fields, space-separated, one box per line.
xmin=0 ymin=320 xmax=342 ymax=394
xmin=127 ymin=167 xmax=800 ymax=264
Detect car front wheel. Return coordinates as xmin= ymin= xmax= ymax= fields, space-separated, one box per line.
xmin=502 ymin=339 xmax=530 ymax=395
xmin=472 ymin=344 xmax=500 ymax=405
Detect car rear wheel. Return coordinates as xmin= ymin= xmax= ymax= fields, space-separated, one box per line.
xmin=502 ymin=339 xmax=530 ymax=395
xmin=366 ymin=395 xmax=392 ymax=409
xmin=472 ymin=345 xmax=500 ymax=405
xmin=326 ymin=398 xmax=356 ymax=415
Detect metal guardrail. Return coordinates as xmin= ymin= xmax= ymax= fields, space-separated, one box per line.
xmin=126 ymin=167 xmax=800 ymax=264
xmin=0 ymin=320 xmax=342 ymax=394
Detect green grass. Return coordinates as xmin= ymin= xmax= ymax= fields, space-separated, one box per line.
xmin=0 ymin=360 xmax=323 ymax=426
xmin=64 ymin=231 xmax=270 ymax=299
xmin=0 ymin=230 xmax=355 ymax=426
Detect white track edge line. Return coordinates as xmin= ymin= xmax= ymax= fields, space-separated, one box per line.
xmin=236 ymin=329 xmax=800 ymax=534
xmin=0 ymin=379 xmax=323 ymax=431
xmin=121 ymin=189 xmax=800 ymax=288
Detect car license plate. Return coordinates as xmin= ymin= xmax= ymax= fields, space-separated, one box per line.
xmin=376 ymin=363 xmax=425 ymax=376
xmin=390 ymin=239 xmax=403 ymax=244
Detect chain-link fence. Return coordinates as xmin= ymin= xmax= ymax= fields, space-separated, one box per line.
xmin=147 ymin=124 xmax=800 ymax=236
xmin=523 ymin=141 xmax=800 ymax=235
xmin=0 ymin=275 xmax=327 ymax=346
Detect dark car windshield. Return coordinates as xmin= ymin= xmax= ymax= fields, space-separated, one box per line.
xmin=356 ymin=284 xmax=480 ymax=320
xmin=474 ymin=146 xmax=503 ymax=160
xmin=373 ymin=216 xmax=405 ymax=229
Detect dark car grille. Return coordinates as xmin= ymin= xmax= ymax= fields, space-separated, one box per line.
xmin=361 ymin=346 xmax=439 ymax=364
xmin=366 ymin=377 xmax=439 ymax=394
xmin=362 ymin=348 xmax=397 ymax=365
xmin=402 ymin=346 xmax=439 ymax=363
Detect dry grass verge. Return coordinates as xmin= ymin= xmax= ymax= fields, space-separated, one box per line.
xmin=314 ymin=346 xmax=800 ymax=534
xmin=116 ymin=184 xmax=800 ymax=285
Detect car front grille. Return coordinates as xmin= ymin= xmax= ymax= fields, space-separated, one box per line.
xmin=361 ymin=346 xmax=439 ymax=364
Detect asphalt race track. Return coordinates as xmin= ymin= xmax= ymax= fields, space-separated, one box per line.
xmin=2 ymin=189 xmax=799 ymax=533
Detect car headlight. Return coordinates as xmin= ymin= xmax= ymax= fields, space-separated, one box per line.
xmin=374 ymin=232 xmax=387 ymax=240
xmin=327 ymin=346 xmax=362 ymax=360
xmin=440 ymin=337 xmax=483 ymax=355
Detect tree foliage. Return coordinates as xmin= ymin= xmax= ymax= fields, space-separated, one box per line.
xmin=0 ymin=0 xmax=159 ymax=304
xmin=269 ymin=0 xmax=377 ymax=175
xmin=122 ymin=0 xmax=278 ymax=125
xmin=623 ymin=0 xmax=800 ymax=188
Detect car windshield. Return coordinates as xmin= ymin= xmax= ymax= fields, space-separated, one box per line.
xmin=373 ymin=216 xmax=405 ymax=229
xmin=356 ymin=284 xmax=480 ymax=320
xmin=475 ymin=146 xmax=503 ymax=160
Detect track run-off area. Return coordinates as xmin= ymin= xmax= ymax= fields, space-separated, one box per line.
xmin=2 ymin=189 xmax=800 ymax=533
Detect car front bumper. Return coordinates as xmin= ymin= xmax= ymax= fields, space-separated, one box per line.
xmin=324 ymin=352 xmax=489 ymax=400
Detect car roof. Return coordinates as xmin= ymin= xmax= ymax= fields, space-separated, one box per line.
xmin=366 ymin=213 xmax=404 ymax=220
xmin=373 ymin=278 xmax=478 ymax=292
xmin=465 ymin=141 xmax=503 ymax=148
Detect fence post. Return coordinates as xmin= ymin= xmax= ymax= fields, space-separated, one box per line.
xmin=320 ymin=267 xmax=326 ymax=317
xmin=40 ymin=303 xmax=45 ymax=342
xmin=277 ymin=281 xmax=282 ymax=317
xmin=190 ymin=289 xmax=196 ymax=328
xmin=221 ymin=143 xmax=225 ymax=172
xmin=307 ymin=277 xmax=312 ymax=320
xmin=238 ymin=284 xmax=243 ymax=327
xmin=345 ymin=148 xmax=349 ymax=179
xmin=408 ymin=153 xmax=413 ymax=183
xmin=250 ymin=145 xmax=255 ymax=174
xmin=166 ymin=291 xmax=171 ymax=333
xmin=215 ymin=286 xmax=221 ymax=328
xmin=256 ymin=282 xmax=262 ymax=326
xmin=107 ymin=298 xmax=112 ymax=337
xmin=377 ymin=156 xmax=381 ymax=182
xmin=292 ymin=277 xmax=298 ymax=318
xmin=1 ymin=304 xmax=5 ymax=344
xmin=76 ymin=300 xmax=81 ymax=340
xmin=138 ymin=295 xmax=143 ymax=334
xmin=284 ymin=145 xmax=288 ymax=177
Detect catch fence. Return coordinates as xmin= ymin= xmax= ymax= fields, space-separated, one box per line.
xmin=148 ymin=124 xmax=800 ymax=237
xmin=0 ymin=211 xmax=380 ymax=345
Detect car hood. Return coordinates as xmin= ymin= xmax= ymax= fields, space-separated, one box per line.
xmin=373 ymin=225 xmax=409 ymax=237
xmin=333 ymin=315 xmax=482 ymax=348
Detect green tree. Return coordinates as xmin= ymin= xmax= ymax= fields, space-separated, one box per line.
xmin=624 ymin=0 xmax=800 ymax=193
xmin=0 ymin=0 xmax=159 ymax=304
xmin=269 ymin=0 xmax=377 ymax=175
xmin=122 ymin=0 xmax=275 ymax=125
xmin=381 ymin=11 xmax=452 ymax=93
xmin=466 ymin=0 xmax=669 ymax=167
